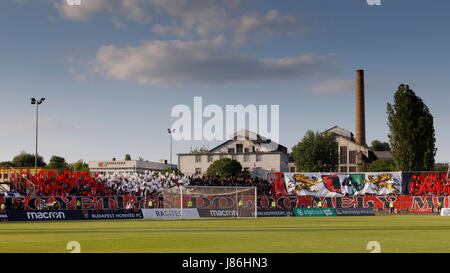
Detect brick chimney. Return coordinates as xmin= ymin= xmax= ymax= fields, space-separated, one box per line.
xmin=355 ymin=69 xmax=366 ymax=146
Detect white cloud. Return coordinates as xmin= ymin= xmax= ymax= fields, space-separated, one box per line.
xmin=306 ymin=79 xmax=354 ymax=95
xmin=53 ymin=0 xmax=152 ymax=24
xmin=92 ymin=39 xmax=337 ymax=86
xmin=233 ymin=10 xmax=309 ymax=46
xmin=52 ymin=0 xmax=309 ymax=43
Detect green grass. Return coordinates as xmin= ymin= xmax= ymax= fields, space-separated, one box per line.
xmin=1 ymin=215 xmax=450 ymax=253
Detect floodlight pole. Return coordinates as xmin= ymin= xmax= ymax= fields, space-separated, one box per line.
xmin=35 ymin=101 xmax=39 ymax=175
xmin=168 ymin=129 xmax=175 ymax=173
xmin=31 ymin=98 xmax=45 ymax=175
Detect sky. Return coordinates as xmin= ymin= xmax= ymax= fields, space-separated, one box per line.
xmin=0 ymin=0 xmax=449 ymax=165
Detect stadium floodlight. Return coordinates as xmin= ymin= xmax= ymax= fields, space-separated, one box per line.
xmin=168 ymin=129 xmax=176 ymax=172
xmin=31 ymin=97 xmax=45 ymax=176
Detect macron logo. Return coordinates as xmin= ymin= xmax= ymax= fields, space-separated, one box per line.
xmin=67 ymin=0 xmax=81 ymax=6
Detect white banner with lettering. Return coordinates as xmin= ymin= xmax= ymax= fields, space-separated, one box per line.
xmin=284 ymin=172 xmax=402 ymax=197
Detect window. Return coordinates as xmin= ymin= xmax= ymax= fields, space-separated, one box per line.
xmin=339 ymin=146 xmax=348 ymax=164
xmin=228 ymin=148 xmax=235 ymax=154
xmin=195 ymin=168 xmax=202 ymax=175
xmin=244 ymin=148 xmax=249 ymax=153
xmin=207 ymin=155 xmax=213 ymax=163
xmin=244 ymin=154 xmax=250 ymax=162
xmin=236 ymin=144 xmax=243 ymax=153
xmin=195 ymin=155 xmax=201 ymax=163
xmin=349 ymin=166 xmax=357 ymax=173
xmin=290 ymin=167 xmax=296 ymax=172
xmin=340 ymin=166 xmax=348 ymax=173
xmin=349 ymin=151 xmax=357 ymax=164
xmin=256 ymin=154 xmax=262 ymax=162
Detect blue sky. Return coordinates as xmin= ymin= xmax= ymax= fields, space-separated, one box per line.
xmin=1 ymin=0 xmax=449 ymax=164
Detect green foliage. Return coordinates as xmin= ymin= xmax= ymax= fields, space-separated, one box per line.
xmin=434 ymin=164 xmax=450 ymax=172
xmin=206 ymin=158 xmax=242 ymax=178
xmin=47 ymin=155 xmax=67 ymax=170
xmin=387 ymin=84 xmax=436 ymax=171
xmin=12 ymin=151 xmax=46 ymax=168
xmin=125 ymin=154 xmax=132 ymax=161
xmin=370 ymin=140 xmax=391 ymax=151
xmin=360 ymin=159 xmax=396 ymax=172
xmin=67 ymin=160 xmax=89 ymax=173
xmin=292 ymin=130 xmax=338 ymax=172
xmin=0 ymin=161 xmax=14 ymax=167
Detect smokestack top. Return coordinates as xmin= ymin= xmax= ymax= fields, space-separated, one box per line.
xmin=355 ymin=69 xmax=366 ymax=147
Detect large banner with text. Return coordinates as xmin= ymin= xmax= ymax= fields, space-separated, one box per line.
xmin=284 ymin=172 xmax=403 ymax=197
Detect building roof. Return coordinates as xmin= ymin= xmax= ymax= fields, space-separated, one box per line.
xmin=208 ymin=129 xmax=287 ymax=153
xmin=373 ymin=151 xmax=393 ymax=160
xmin=324 ymin=126 xmax=355 ymax=142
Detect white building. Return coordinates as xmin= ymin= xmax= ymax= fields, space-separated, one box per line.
xmin=177 ymin=130 xmax=289 ymax=179
xmin=88 ymin=159 xmax=177 ymax=175
xmin=325 ymin=126 xmax=376 ymax=172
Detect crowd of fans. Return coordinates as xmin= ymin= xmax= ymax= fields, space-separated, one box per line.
xmin=16 ymin=170 xmax=189 ymax=197
xmin=14 ymin=170 xmax=450 ymax=198
xmin=409 ymin=173 xmax=450 ymax=196
xmin=96 ymin=172 xmax=189 ymax=197
xmin=11 ymin=170 xmax=278 ymax=197
xmin=21 ymin=170 xmax=109 ymax=197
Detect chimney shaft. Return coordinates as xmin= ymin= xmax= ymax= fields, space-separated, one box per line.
xmin=356 ymin=70 xmax=366 ymax=146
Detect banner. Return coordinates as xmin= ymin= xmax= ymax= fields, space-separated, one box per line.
xmin=197 ymin=209 xmax=240 ymax=217
xmin=2 ymin=209 xmax=143 ymax=222
xmin=441 ymin=208 xmax=450 ymax=216
xmin=6 ymin=210 xmax=86 ymax=221
xmin=293 ymin=208 xmax=337 ymax=217
xmin=295 ymin=196 xmax=446 ymax=213
xmin=284 ymin=172 xmax=403 ymax=197
xmin=334 ymin=208 xmax=375 ymax=216
xmin=250 ymin=209 xmax=294 ymax=217
xmin=86 ymin=209 xmax=143 ymax=220
xmin=141 ymin=209 xmax=199 ymax=219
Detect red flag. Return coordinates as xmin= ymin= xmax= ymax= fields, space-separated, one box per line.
xmin=273 ymin=172 xmax=287 ymax=196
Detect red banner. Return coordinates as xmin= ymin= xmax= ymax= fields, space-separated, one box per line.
xmin=0 ymin=195 xmax=446 ymax=213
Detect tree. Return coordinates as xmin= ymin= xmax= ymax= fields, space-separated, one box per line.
xmin=292 ymin=130 xmax=338 ymax=172
xmin=125 ymin=154 xmax=131 ymax=161
xmin=206 ymin=158 xmax=242 ymax=178
xmin=387 ymin=84 xmax=436 ymax=171
xmin=360 ymin=159 xmax=396 ymax=172
xmin=67 ymin=160 xmax=89 ymax=173
xmin=0 ymin=161 xmax=14 ymax=167
xmin=12 ymin=151 xmax=46 ymax=168
xmin=370 ymin=140 xmax=391 ymax=151
xmin=47 ymin=155 xmax=67 ymax=170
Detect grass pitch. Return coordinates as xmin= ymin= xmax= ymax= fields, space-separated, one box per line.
xmin=1 ymin=215 xmax=450 ymax=253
